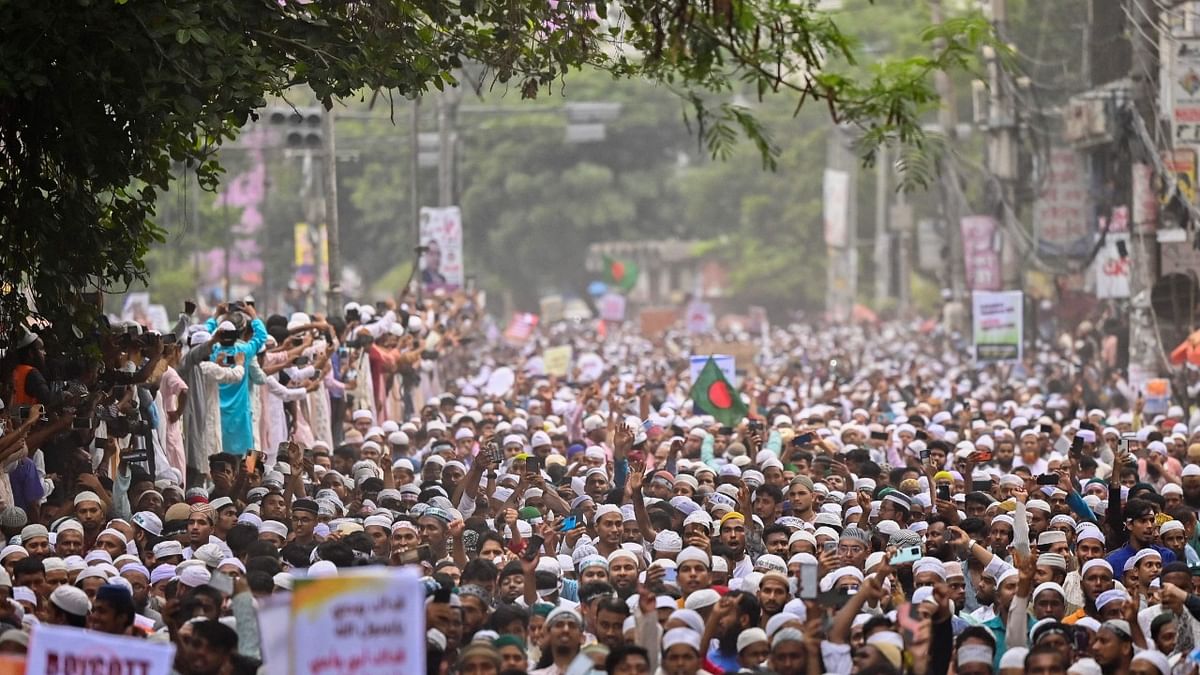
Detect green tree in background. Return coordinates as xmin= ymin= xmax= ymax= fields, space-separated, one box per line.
xmin=0 ymin=0 xmax=996 ymax=341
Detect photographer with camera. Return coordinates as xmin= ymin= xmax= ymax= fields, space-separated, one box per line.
xmin=203 ymin=302 xmax=268 ymax=462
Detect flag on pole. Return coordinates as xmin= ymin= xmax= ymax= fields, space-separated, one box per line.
xmin=603 ymin=255 xmax=639 ymax=293
xmin=690 ymin=357 xmax=748 ymax=427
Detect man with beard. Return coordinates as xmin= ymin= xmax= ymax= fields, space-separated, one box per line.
xmin=701 ymin=591 xmax=760 ymax=673
xmin=1065 ymin=559 xmax=1115 ymax=624
xmin=496 ymin=561 xmax=525 ymax=604
xmin=530 ymin=606 xmax=583 ymax=675
xmin=756 ymin=571 xmax=790 ymax=622
xmin=1183 ymin=465 xmax=1200 ymax=509
xmin=593 ymin=596 xmax=629 ymax=650
xmin=993 ymin=438 xmax=1016 ymax=473
xmin=607 ymin=549 xmax=640 ymax=598
xmin=1090 ymin=620 xmax=1134 ymax=674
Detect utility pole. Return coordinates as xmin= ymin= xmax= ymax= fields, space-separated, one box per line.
xmin=410 ymin=97 xmax=422 ymax=301
xmin=322 ymin=106 xmax=343 ymax=314
xmin=895 ymin=189 xmax=912 ymax=313
xmin=437 ymin=92 xmax=459 ymax=207
xmin=931 ymin=0 xmax=966 ymax=331
xmin=824 ymin=125 xmax=858 ymax=323
xmin=984 ymin=0 xmax=1021 ymax=291
xmin=873 ymin=144 xmax=892 ymax=305
xmin=1128 ymin=0 xmax=1163 ymax=375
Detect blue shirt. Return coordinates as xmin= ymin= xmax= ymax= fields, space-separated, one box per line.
xmin=204 ymin=317 xmax=268 ymax=456
xmin=1106 ymin=542 xmax=1176 ymax=576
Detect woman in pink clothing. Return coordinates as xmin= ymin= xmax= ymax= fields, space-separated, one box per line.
xmin=158 ymin=345 xmax=190 ymax=479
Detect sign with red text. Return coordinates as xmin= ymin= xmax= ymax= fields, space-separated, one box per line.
xmin=291 ymin=568 xmax=425 ymax=675
xmin=27 ymin=624 xmax=176 ymax=675
xmin=1034 ymin=148 xmax=1090 ymax=256
xmin=1093 ymin=231 xmax=1131 ymax=299
xmin=960 ymin=216 xmax=1002 ymax=291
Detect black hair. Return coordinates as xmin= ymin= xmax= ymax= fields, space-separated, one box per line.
xmin=858 ymin=461 xmax=882 ymax=481
xmin=225 ymin=524 xmax=260 ymax=558
xmin=762 ymin=523 xmax=790 ymax=543
xmin=488 ymin=604 xmax=530 ymax=633
xmin=315 ymin=541 xmax=356 ymax=568
xmin=243 ymin=541 xmax=281 ymax=561
xmin=955 ymin=625 xmax=997 ymax=651
xmin=594 ymin=596 xmax=629 ymax=618
xmin=1025 ymin=644 xmax=1068 ymax=670
xmin=12 ymin=557 xmax=44 ymax=578
xmin=605 ymin=645 xmax=650 ymax=675
xmin=246 ymin=570 xmax=274 ymax=595
xmin=192 ymin=616 xmax=239 ymax=652
xmin=578 ymin=581 xmax=616 ymax=606
xmin=1125 ymin=498 xmax=1159 ymax=522
xmin=500 ymin=560 xmax=525 ymax=580
xmin=332 ymin=445 xmax=358 ymax=461
xmin=731 ymin=590 xmax=761 ymax=628
xmin=280 ymin=542 xmax=316 ymax=569
xmin=755 ymin=484 xmax=784 ymax=504
xmin=461 ymin=558 xmax=500 ymax=587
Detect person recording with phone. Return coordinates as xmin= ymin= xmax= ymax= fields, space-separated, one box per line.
xmin=203 ymin=302 xmax=268 ymax=459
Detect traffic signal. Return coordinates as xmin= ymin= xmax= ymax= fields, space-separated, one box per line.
xmin=265 ymin=107 xmax=323 ymax=148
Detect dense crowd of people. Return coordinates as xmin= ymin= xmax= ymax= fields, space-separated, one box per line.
xmin=0 ymin=288 xmax=1198 ymax=675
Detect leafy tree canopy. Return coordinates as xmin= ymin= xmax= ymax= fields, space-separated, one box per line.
xmin=0 ymin=0 xmax=994 ymax=342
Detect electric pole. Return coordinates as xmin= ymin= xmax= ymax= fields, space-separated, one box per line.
xmin=1128 ymin=0 xmax=1163 ymax=375
xmin=873 ymin=144 xmax=892 ymax=305
xmin=322 ymin=106 xmax=343 ymax=314
xmin=931 ymin=0 xmax=966 ymax=331
xmin=410 ymin=97 xmax=422 ymax=301
xmin=437 ymin=92 xmax=459 ymax=207
xmin=984 ymin=0 xmax=1021 ymax=291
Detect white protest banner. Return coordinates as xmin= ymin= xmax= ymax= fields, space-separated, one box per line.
xmin=685 ymin=301 xmax=713 ymax=334
xmin=291 ymin=567 xmax=426 ymax=675
xmin=28 ymin=624 xmax=176 ymax=675
xmin=542 ymin=345 xmax=574 ymax=377
xmin=1093 ymin=232 xmax=1131 ymax=299
xmin=971 ymin=291 xmax=1023 ymax=363
xmin=598 ymin=292 xmax=627 ymax=322
xmin=418 ymin=206 xmax=464 ymax=290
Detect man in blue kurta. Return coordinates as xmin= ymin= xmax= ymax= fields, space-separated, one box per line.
xmin=205 ymin=305 xmax=268 ymax=457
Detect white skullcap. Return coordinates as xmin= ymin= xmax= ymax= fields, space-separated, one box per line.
xmin=676 ymin=547 xmax=710 ymax=568
xmin=662 ymin=627 xmax=701 ymax=653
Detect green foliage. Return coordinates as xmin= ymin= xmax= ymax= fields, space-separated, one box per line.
xmin=0 ymin=0 xmax=998 ymax=340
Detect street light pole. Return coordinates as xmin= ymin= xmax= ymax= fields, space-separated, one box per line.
xmin=322 ymin=106 xmax=343 ymax=314
xmin=411 ymin=96 xmax=422 ymax=301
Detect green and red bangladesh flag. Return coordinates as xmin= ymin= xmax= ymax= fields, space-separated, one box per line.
xmin=691 ymin=357 xmax=748 ymax=427
xmin=603 ymin=255 xmax=639 ymax=293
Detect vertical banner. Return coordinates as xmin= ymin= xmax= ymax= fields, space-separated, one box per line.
xmin=418 ymin=206 xmax=464 ymax=290
xmin=971 ymin=291 xmax=1024 ymax=363
xmin=1034 ymin=148 xmax=1090 ymax=256
xmin=1095 ymin=207 xmax=1130 ymax=300
xmin=1169 ymin=38 xmax=1200 ymax=145
xmin=685 ymin=300 xmax=713 ymax=334
xmin=1162 ymin=148 xmax=1197 ymax=208
xmin=598 ymin=292 xmax=627 ymax=322
xmin=960 ymin=216 xmax=1002 ymax=291
xmin=823 ymin=169 xmax=850 ymax=248
xmin=542 ymin=345 xmax=574 ymax=377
